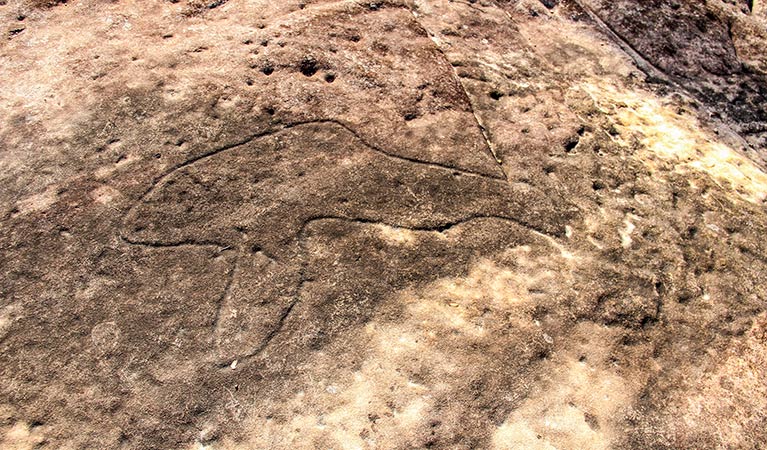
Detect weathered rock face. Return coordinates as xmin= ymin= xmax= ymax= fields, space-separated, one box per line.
xmin=579 ymin=0 xmax=767 ymax=153
xmin=1 ymin=0 xmax=766 ymax=449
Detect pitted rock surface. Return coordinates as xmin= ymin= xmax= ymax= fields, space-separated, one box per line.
xmin=1 ymin=0 xmax=767 ymax=449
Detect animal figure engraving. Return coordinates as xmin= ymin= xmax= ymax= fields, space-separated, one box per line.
xmin=122 ymin=121 xmax=575 ymax=363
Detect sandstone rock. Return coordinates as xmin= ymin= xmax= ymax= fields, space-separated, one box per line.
xmin=1 ymin=0 xmax=766 ymax=448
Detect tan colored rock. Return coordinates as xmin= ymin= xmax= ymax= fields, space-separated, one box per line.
xmin=1 ymin=0 xmax=766 ymax=448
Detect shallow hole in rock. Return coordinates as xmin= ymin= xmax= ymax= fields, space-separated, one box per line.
xmin=489 ymin=90 xmax=504 ymax=100
xmin=324 ymin=73 xmax=336 ymax=83
xmin=299 ymin=56 xmax=318 ymax=77
xmin=206 ymin=0 xmax=227 ymax=9
xmin=592 ymin=180 xmax=605 ymax=191
xmin=564 ymin=137 xmax=579 ymax=152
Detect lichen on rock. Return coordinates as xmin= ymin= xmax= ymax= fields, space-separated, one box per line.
xmin=1 ymin=0 xmax=766 ymax=448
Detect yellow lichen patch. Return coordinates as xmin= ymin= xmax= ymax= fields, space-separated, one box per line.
xmin=12 ymin=184 xmax=58 ymax=217
xmin=0 ymin=422 xmax=47 ymax=450
xmin=581 ymin=82 xmax=767 ymax=204
xmin=675 ymin=314 xmax=767 ymax=447
xmin=430 ymin=244 xmax=578 ymax=304
xmin=619 ymin=213 xmax=639 ymax=249
xmin=234 ymin=323 xmax=439 ymax=449
xmin=756 ymin=0 xmax=767 ymax=16
xmin=406 ymin=246 xmax=580 ymax=338
xmin=375 ymin=224 xmax=419 ymax=246
xmin=0 ymin=304 xmax=22 ymax=341
xmin=235 ymin=241 xmax=584 ymax=449
xmin=492 ymin=324 xmax=642 ymax=450
xmin=90 ymin=185 xmax=122 ymax=205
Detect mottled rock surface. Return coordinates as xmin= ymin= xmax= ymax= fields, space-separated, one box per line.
xmin=1 ymin=0 xmax=766 ymax=448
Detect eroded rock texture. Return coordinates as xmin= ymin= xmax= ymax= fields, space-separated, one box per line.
xmin=1 ymin=0 xmax=767 ymax=449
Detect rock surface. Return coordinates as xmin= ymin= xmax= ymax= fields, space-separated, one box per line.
xmin=1 ymin=0 xmax=767 ymax=448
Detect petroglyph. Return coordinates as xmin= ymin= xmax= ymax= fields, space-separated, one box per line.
xmin=3 ymin=0 xmax=767 ymax=448
xmin=121 ymin=121 xmax=575 ymax=363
